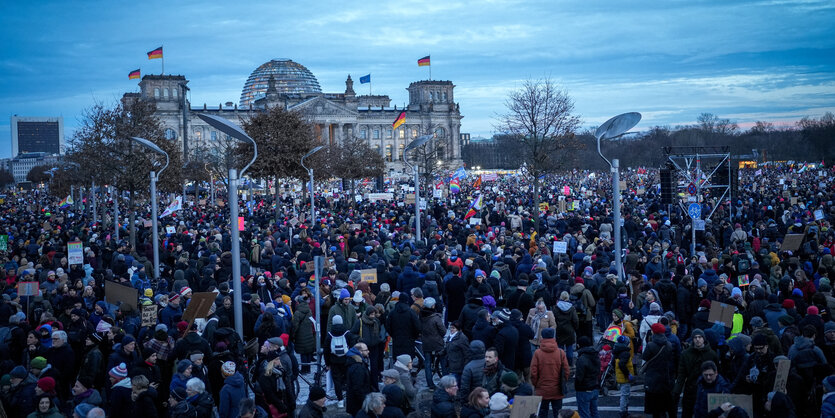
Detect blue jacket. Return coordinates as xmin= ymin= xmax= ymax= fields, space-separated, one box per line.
xmin=218 ymin=372 xmax=245 ymax=418
xmin=695 ymin=374 xmax=731 ymax=418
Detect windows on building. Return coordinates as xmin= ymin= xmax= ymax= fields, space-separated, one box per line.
xmin=373 ymin=129 xmax=380 ymax=139
xmin=398 ymin=129 xmax=405 ymax=139
xmin=211 ymin=131 xmax=217 ymax=141
xmin=398 ymin=143 xmax=404 ymax=161
xmin=360 ymin=129 xmax=367 ymax=139
xmin=172 ymin=88 xmax=178 ymax=99
xmin=193 ymin=129 xmax=202 ymax=142
xmin=154 ymin=88 xmax=160 ymax=99
xmin=163 ymin=88 xmax=169 ymax=99
xmin=411 ymin=128 xmax=418 ymax=138
xmin=435 ymin=127 xmax=446 ymax=139
xmin=385 ymin=145 xmax=392 ymax=162
xmin=386 ymin=128 xmax=392 ymax=139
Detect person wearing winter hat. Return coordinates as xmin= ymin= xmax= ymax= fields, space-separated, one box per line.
xmin=488 ymin=392 xmax=510 ymax=413
xmin=168 ymin=386 xmax=196 ymax=417
xmin=574 ymin=335 xmax=600 ymax=417
xmin=299 ymin=385 xmax=328 ymax=417
xmin=328 ymin=288 xmax=357 ymax=333
xmin=530 ymin=326 xmax=570 ymax=417
xmin=674 ymin=328 xmax=719 ymax=418
xmin=107 ymin=363 xmax=132 ymax=413
xmin=74 ymin=402 xmax=95 ymax=418
xmin=170 ymin=359 xmax=193 ymax=394
xmin=219 ymin=361 xmax=244 ymax=418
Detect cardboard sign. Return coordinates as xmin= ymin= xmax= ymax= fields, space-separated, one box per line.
xmin=105 ymin=281 xmax=138 ymax=312
xmin=707 ymin=394 xmax=753 ymax=418
xmin=289 ymin=217 xmax=299 ymax=226
xmin=18 ymin=281 xmax=39 ymax=296
xmin=141 ymin=304 xmax=158 ymax=327
xmin=199 ymin=199 xmax=207 ymax=206
xmin=182 ymin=292 xmax=217 ymax=326
xmin=360 ymin=269 xmax=378 ymax=283
xmin=404 ymin=193 xmax=416 ymax=205
xmin=815 ymin=209 xmax=825 ymax=221
xmin=773 ymin=358 xmax=790 ymax=393
xmin=708 ymin=300 xmax=735 ymax=328
xmin=790 ymin=197 xmax=798 ymax=205
xmin=67 ymin=241 xmax=84 ymax=265
xmin=143 ymin=220 xmax=152 ymax=228
xmin=510 ymin=395 xmax=542 ymax=418
xmin=780 ymin=234 xmax=805 ymax=252
xmin=553 ymin=241 xmax=567 ymax=254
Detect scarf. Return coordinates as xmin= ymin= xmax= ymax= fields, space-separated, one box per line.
xmin=530 ymin=310 xmax=547 ymax=341
xmin=484 ymin=361 xmax=499 ymax=376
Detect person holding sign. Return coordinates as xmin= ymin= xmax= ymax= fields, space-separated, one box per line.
xmin=731 ymin=333 xmax=776 ymax=418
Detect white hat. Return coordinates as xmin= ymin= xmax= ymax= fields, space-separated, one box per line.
xmin=353 ymin=290 xmax=364 ymax=303
xmin=489 ymin=393 xmax=509 ymax=411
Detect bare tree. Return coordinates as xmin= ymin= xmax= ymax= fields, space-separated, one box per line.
xmin=495 ymin=78 xmax=582 ymax=231
xmin=697 ymin=112 xmax=739 ymax=136
xmin=331 ymin=135 xmax=385 ymax=199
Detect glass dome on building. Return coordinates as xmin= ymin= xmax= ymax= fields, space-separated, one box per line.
xmin=239 ymin=59 xmax=322 ymax=107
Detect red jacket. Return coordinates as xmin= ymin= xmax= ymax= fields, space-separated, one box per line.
xmin=530 ymin=338 xmax=570 ymax=400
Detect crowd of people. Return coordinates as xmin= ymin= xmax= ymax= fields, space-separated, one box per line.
xmin=1 ymin=163 xmax=834 ymax=418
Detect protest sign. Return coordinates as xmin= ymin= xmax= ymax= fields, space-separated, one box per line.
xmin=553 ymin=241 xmax=567 ymax=254
xmin=510 ymin=396 xmax=542 ymax=418
xmin=780 ymin=234 xmax=804 ymax=252
xmin=708 ymin=300 xmax=735 ymax=328
xmin=0 ymin=235 xmax=7 ymax=251
xmin=182 ymin=292 xmax=217 ymax=326
xmin=105 ymin=281 xmax=138 ymax=312
xmin=404 ymin=193 xmax=415 ymax=205
xmin=738 ymin=275 xmax=749 ymax=287
xmin=68 ymin=241 xmax=83 ymax=265
xmin=18 ymin=281 xmax=39 ymax=296
xmin=815 ymin=209 xmax=825 ymax=221
xmin=773 ymin=358 xmax=790 ymax=393
xmin=469 ymin=217 xmax=481 ymax=225
xmin=141 ymin=305 xmax=158 ymax=327
xmin=165 ymin=226 xmax=176 ymax=234
xmin=238 ymin=216 xmax=245 ymax=231
xmin=360 ymin=269 xmax=378 ymax=283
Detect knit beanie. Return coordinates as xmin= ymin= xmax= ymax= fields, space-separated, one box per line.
xmin=37 ymin=376 xmax=55 ymax=393
xmin=30 ymin=356 xmax=47 ymax=370
xmin=109 ymin=363 xmax=128 ymax=380
xmin=489 ymin=392 xmax=509 ymax=411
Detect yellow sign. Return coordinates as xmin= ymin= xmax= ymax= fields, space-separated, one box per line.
xmin=360 ymin=269 xmax=378 ymax=283
xmin=538 ymin=202 xmax=549 ymax=212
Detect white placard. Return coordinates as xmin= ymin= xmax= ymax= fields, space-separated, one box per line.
xmin=469 ymin=217 xmax=481 ymax=225
xmin=553 ymin=241 xmax=567 ymax=254
xmin=355 ymin=194 xmax=363 ymax=203
xmin=166 ymin=226 xmax=176 ymax=234
xmin=815 ymin=209 xmax=825 ymax=221
xmin=433 ymin=189 xmax=442 ymax=198
xmin=419 ymin=199 xmax=427 ymax=210
xmin=368 ymin=193 xmax=394 ymax=202
xmin=67 ymin=241 xmax=83 ymax=265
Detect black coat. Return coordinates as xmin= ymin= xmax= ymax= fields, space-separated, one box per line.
xmin=471 ymin=317 xmax=496 ymax=348
xmin=642 ymin=333 xmax=674 ymax=393
xmin=443 ymin=275 xmax=467 ymax=323
xmin=133 ymin=387 xmax=159 ymax=418
xmin=445 ymin=331 xmax=470 ymax=375
xmin=345 ymin=351 xmax=374 ymax=415
xmin=386 ymin=300 xmax=421 ymax=358
xmin=494 ymin=321 xmax=519 ymax=372
xmin=574 ymin=346 xmax=601 ymax=391
xmin=457 ymin=298 xmax=484 ymax=339
xmin=510 ymin=319 xmax=534 ymax=370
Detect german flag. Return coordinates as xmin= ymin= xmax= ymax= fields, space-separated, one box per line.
xmin=128 ymin=69 xmax=140 ymax=80
xmin=392 ymin=111 xmax=406 ymax=129
xmin=418 ymin=55 xmax=430 ymax=67
xmin=147 ymin=46 xmax=163 ymax=59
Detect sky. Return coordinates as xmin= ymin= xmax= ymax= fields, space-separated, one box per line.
xmin=1 ymin=0 xmax=834 ymax=158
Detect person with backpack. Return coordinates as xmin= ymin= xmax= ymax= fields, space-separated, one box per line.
xmin=325 ymin=314 xmax=352 ymax=408
xmin=570 ymin=277 xmax=597 ymax=341
xmin=554 ymin=291 xmax=579 ymax=367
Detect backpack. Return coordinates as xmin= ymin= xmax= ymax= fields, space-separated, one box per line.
xmin=329 ymin=331 xmax=349 ymax=357
xmin=570 ymin=293 xmax=587 ymax=316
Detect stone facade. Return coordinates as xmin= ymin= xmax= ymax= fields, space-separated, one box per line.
xmin=126 ymin=62 xmax=464 ymax=174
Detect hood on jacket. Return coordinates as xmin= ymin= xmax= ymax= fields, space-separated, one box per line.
xmin=224 ymin=372 xmax=244 ymax=388
xmin=469 ymin=340 xmax=486 ymax=358
xmin=538 ymin=338 xmax=558 ymax=353
xmin=556 ymin=300 xmax=573 ymax=312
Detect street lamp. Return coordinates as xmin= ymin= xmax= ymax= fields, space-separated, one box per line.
xmin=196 ymin=114 xmax=257 ymax=340
xmin=594 ymin=112 xmax=641 ymax=283
xmin=301 ymin=146 xmax=324 ymax=227
xmin=130 ymin=137 xmax=169 ymax=280
xmin=403 ymin=134 xmax=434 ymax=243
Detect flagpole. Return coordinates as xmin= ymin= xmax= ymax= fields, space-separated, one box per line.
xmin=429 ymin=51 xmax=431 ymax=80
xmin=161 ymin=44 xmax=164 ymax=75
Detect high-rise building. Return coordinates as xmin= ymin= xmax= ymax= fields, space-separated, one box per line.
xmin=11 ymin=116 xmax=64 ymax=156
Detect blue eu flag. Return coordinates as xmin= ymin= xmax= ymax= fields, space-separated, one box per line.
xmin=359 ymin=74 xmax=371 ymax=84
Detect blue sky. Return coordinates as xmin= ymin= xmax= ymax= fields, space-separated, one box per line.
xmin=1 ymin=0 xmax=834 ymax=158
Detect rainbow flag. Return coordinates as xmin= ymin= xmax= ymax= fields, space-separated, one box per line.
xmin=417 ymin=55 xmax=430 ymax=67
xmin=392 ymin=111 xmax=406 ymax=129
xmin=128 ymin=69 xmax=140 ymax=80
xmin=450 ymin=179 xmax=460 ymax=194
xmin=59 ymin=195 xmax=73 ymax=209
xmin=464 ymin=194 xmax=483 ymax=220
xmin=147 ymin=46 xmax=163 ymax=59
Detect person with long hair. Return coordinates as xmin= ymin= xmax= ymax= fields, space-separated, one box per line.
xmin=461 ymin=387 xmax=490 ymax=418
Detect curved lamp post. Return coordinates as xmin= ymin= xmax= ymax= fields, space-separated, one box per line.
xmin=301 ymin=146 xmax=324 ymax=227
xmin=403 ymin=134 xmax=434 ymax=243
xmin=131 ymin=137 xmax=169 ymax=280
xmin=196 ymin=114 xmax=257 ymax=339
xmin=594 ymin=112 xmax=641 ymax=283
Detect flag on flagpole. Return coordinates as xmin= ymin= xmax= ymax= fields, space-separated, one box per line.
xmin=159 ymin=196 xmax=182 ymax=218
xmin=417 ymin=55 xmax=430 ymax=66
xmin=450 ymin=179 xmax=460 ymax=194
xmin=472 ymin=176 xmax=482 ymax=189
xmin=451 ymin=167 xmax=467 ymax=180
xmin=59 ymin=195 xmax=73 ymax=209
xmin=359 ymin=74 xmax=371 ymax=84
xmin=464 ymin=194 xmax=483 ymax=220
xmin=128 ymin=69 xmax=141 ymax=80
xmin=147 ymin=46 xmax=163 ymax=59
xmin=392 ymin=111 xmax=406 ymax=129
